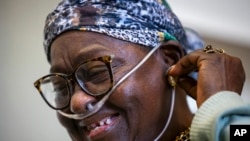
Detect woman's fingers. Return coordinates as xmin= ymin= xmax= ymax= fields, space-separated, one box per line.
xmin=178 ymin=76 xmax=197 ymax=100
xmin=168 ymin=47 xmax=245 ymax=107
xmin=168 ymin=51 xmax=201 ymax=77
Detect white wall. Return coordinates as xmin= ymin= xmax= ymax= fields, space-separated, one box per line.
xmin=168 ymin=0 xmax=250 ymax=48
xmin=0 ymin=0 xmax=70 ymax=141
xmin=0 ymin=1 xmax=249 ymax=141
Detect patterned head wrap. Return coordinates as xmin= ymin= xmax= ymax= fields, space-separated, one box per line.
xmin=44 ymin=0 xmax=203 ymax=61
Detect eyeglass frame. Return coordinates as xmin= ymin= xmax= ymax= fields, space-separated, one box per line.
xmin=34 ymin=55 xmax=115 ymax=110
xmin=34 ymin=43 xmax=161 ymax=120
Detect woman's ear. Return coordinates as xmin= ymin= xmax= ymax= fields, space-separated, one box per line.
xmin=159 ymin=40 xmax=185 ymax=66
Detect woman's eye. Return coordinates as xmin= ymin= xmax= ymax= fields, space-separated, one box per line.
xmin=54 ymin=83 xmax=66 ymax=91
xmin=53 ymin=82 xmax=68 ymax=94
xmin=87 ymin=66 xmax=109 ymax=81
xmin=76 ymin=65 xmax=109 ymax=81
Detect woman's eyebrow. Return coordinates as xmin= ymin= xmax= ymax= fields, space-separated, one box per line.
xmin=73 ymin=46 xmax=110 ymax=63
xmin=50 ymin=47 xmax=112 ymax=73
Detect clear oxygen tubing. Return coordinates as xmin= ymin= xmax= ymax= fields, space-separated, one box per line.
xmin=58 ymin=43 xmax=162 ymax=120
xmin=58 ymin=43 xmax=176 ymax=141
xmin=154 ymin=85 xmax=175 ymax=141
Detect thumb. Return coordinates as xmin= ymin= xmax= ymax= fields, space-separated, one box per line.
xmin=178 ymin=76 xmax=197 ymax=100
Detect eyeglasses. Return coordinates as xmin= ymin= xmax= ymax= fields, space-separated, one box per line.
xmin=34 ymin=44 xmax=161 ymax=119
xmin=34 ymin=55 xmax=115 ymax=110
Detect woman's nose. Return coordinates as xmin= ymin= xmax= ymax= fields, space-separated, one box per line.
xmin=70 ymin=86 xmax=96 ymax=114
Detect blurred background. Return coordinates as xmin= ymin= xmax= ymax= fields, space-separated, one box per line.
xmin=0 ymin=0 xmax=249 ymax=141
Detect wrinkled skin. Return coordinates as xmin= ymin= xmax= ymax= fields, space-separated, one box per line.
xmin=49 ymin=31 xmax=245 ymax=141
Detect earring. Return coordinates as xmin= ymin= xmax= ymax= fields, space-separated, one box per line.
xmin=168 ymin=75 xmax=177 ymax=87
xmin=165 ymin=66 xmax=177 ymax=87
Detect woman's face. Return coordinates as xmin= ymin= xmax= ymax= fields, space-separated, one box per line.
xmin=50 ymin=31 xmax=172 ymax=141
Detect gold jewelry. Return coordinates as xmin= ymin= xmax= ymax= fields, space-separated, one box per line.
xmin=168 ymin=75 xmax=177 ymax=87
xmin=165 ymin=66 xmax=178 ymax=87
xmin=203 ymin=45 xmax=225 ymax=54
xmin=174 ymin=128 xmax=190 ymax=141
xmin=215 ymin=48 xmax=225 ymax=54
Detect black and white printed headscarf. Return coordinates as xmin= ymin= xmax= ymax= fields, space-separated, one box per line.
xmin=44 ymin=0 xmax=204 ymax=61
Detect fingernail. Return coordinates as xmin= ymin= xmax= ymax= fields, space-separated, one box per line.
xmin=168 ymin=65 xmax=175 ymax=74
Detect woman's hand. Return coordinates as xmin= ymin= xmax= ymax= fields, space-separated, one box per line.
xmin=168 ymin=46 xmax=245 ymax=107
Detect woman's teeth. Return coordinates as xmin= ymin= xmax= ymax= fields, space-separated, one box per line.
xmin=87 ymin=116 xmax=113 ymax=131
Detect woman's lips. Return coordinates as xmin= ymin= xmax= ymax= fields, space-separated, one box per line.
xmin=81 ymin=113 xmax=119 ymax=139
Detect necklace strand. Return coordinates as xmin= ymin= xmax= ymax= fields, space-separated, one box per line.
xmin=174 ymin=128 xmax=190 ymax=141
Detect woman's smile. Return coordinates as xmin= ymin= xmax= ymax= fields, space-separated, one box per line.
xmin=49 ymin=31 xmax=177 ymax=140
xmin=79 ymin=112 xmax=120 ymax=140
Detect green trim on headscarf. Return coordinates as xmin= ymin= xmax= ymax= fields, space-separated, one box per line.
xmin=162 ymin=0 xmax=171 ymax=10
xmin=164 ymin=32 xmax=177 ymax=41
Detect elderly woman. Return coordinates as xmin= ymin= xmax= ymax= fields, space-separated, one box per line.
xmin=34 ymin=0 xmax=250 ymax=141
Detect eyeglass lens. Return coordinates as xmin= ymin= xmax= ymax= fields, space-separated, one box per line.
xmin=40 ymin=75 xmax=70 ymax=109
xmin=75 ymin=60 xmax=112 ymax=95
xmin=38 ymin=57 xmax=113 ymax=109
